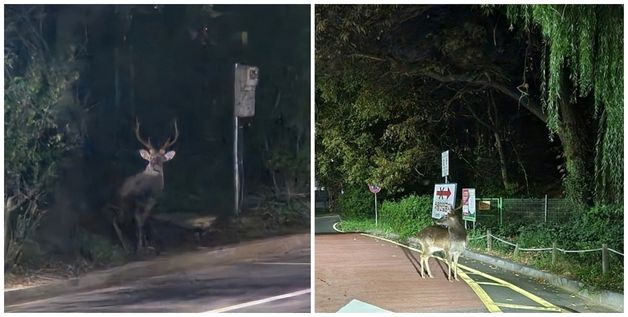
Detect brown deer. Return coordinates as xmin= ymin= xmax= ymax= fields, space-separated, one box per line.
xmin=416 ymin=206 xmax=466 ymax=281
xmin=111 ymin=118 xmax=178 ymax=253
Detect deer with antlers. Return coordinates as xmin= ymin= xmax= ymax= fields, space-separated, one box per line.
xmin=111 ymin=118 xmax=179 ymax=254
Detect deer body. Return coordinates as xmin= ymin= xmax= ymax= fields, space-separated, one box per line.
xmin=112 ymin=118 xmax=178 ymax=253
xmin=416 ymin=209 xmax=466 ymax=281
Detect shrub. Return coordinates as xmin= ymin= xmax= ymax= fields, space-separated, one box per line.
xmin=338 ymin=185 xmax=373 ymax=220
xmin=379 ymin=195 xmax=433 ymax=238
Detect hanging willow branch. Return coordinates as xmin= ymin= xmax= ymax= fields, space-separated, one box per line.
xmin=505 ymin=4 xmax=623 ymax=204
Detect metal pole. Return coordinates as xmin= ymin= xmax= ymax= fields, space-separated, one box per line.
xmin=375 ymin=193 xmax=378 ymax=226
xmin=544 ymin=194 xmax=548 ymax=223
xmin=234 ymin=115 xmax=239 ymax=216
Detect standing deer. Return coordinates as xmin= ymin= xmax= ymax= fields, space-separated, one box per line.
xmin=416 ymin=206 xmax=466 ymax=281
xmin=111 ymin=118 xmax=178 ymax=253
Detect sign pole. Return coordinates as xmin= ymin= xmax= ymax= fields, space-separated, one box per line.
xmin=375 ymin=192 xmax=378 ymax=226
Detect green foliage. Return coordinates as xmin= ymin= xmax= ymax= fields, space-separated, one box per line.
xmin=4 ymin=6 xmax=81 ymax=270
xmin=379 ymin=195 xmax=433 ymax=238
xmin=338 ymin=185 xmax=373 ymax=220
xmin=75 ymin=229 xmax=126 ymax=266
xmin=505 ymin=5 xmax=623 ymax=204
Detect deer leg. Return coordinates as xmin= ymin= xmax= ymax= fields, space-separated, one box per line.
xmin=425 ymin=255 xmax=434 ymax=278
xmin=112 ymin=220 xmax=130 ymax=253
xmin=453 ymin=252 xmax=460 ymax=281
xmin=134 ymin=212 xmax=144 ymax=252
xmin=418 ymin=255 xmax=426 ymax=278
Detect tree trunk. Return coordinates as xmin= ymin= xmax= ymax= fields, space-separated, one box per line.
xmin=556 ymin=74 xmax=593 ymax=208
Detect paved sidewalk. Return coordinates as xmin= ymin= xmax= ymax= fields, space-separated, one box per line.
xmin=315 ymin=233 xmax=486 ymax=313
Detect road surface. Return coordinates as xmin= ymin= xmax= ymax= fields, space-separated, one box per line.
xmin=315 ymin=215 xmax=618 ymax=313
xmin=6 ymin=240 xmax=310 ymax=313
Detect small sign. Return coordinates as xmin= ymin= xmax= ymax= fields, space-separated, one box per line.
xmin=234 ymin=63 xmax=259 ymax=117
xmin=368 ymin=184 xmax=381 ymax=194
xmin=462 ymin=188 xmax=476 ymax=221
xmin=478 ymin=200 xmax=491 ymax=211
xmin=441 ymin=150 xmax=449 ymax=178
xmin=432 ymin=183 xmax=457 ymax=219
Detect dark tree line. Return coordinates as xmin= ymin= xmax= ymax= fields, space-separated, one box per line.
xmin=316 ymin=5 xmax=622 ymax=208
xmin=5 ymin=5 xmax=309 ymax=268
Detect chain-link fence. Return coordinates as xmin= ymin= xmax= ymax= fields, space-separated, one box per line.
xmin=473 ymin=196 xmax=571 ymax=228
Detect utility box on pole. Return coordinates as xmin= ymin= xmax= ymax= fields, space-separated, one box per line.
xmin=234 ymin=63 xmax=259 ymax=216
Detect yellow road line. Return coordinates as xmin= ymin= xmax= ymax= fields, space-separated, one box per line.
xmin=359 ymin=233 xmax=563 ymax=313
xmin=457 ymin=264 xmax=563 ymax=312
xmin=359 ymin=233 xmax=501 ymax=313
xmin=457 ymin=269 xmax=503 ymax=313
xmin=494 ymin=302 xmax=563 ymax=312
xmin=476 ymin=281 xmax=508 ymax=287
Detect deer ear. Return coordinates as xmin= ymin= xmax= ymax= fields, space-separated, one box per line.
xmin=164 ymin=151 xmax=176 ymax=161
xmin=139 ymin=149 xmax=151 ymax=161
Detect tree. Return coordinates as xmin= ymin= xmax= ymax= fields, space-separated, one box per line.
xmin=504 ymin=5 xmax=623 ymax=205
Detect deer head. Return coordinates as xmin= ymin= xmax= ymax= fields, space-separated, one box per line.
xmin=134 ymin=118 xmax=179 ymax=174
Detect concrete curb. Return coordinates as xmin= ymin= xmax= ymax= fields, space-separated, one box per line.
xmin=358 ymin=229 xmax=623 ymax=313
xmin=5 ymin=233 xmax=309 ymax=306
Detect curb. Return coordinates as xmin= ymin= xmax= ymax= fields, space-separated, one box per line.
xmin=5 ymin=233 xmax=309 ymax=306
xmin=356 ymin=229 xmax=623 ymax=312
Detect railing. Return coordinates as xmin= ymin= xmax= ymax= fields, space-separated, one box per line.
xmin=468 ymin=229 xmax=624 ymax=275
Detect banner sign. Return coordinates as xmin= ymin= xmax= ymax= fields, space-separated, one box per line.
xmin=432 ymin=183 xmax=457 ymax=219
xmin=462 ymin=188 xmax=476 ymax=221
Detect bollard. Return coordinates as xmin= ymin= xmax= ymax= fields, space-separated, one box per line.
xmin=487 ymin=229 xmax=492 ymax=252
xmin=602 ymin=244 xmax=609 ymax=275
xmin=552 ymin=242 xmax=557 ymax=265
xmin=514 ymin=243 xmax=519 ymax=258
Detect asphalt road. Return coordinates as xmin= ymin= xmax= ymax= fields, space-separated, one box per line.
xmin=315 ymin=215 xmax=618 ymax=313
xmin=5 ymin=244 xmax=310 ymax=313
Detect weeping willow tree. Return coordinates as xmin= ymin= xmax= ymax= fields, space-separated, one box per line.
xmin=505 ymin=5 xmax=623 ymax=206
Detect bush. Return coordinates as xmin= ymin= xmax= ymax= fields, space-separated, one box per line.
xmin=379 ymin=195 xmax=433 ymax=238
xmin=338 ymin=185 xmax=373 ymax=220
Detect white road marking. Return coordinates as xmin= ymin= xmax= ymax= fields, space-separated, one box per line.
xmin=254 ymin=262 xmax=310 ymax=265
xmin=203 ymin=289 xmax=311 ymax=313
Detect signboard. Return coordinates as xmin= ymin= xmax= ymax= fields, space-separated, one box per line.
xmin=441 ymin=151 xmax=449 ymax=177
xmin=431 ymin=183 xmax=457 ymax=219
xmin=368 ymin=184 xmax=381 ymax=194
xmin=234 ymin=63 xmax=259 ymax=117
xmin=462 ymin=188 xmax=476 ymax=221
xmin=478 ymin=200 xmax=491 ymax=211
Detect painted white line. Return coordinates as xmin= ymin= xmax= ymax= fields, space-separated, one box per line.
xmin=203 ymin=288 xmax=311 ymax=313
xmin=253 ymin=262 xmax=310 ymax=266
xmin=316 ymin=215 xmax=341 ymax=219
xmin=332 ymin=222 xmax=345 ymax=233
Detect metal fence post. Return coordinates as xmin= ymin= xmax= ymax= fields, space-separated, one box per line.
xmin=487 ymin=229 xmax=492 ymax=252
xmin=514 ymin=243 xmax=519 ymax=258
xmin=552 ymin=242 xmax=557 ymax=265
xmin=544 ymin=194 xmax=548 ymax=223
xmin=602 ymin=243 xmax=609 ymax=275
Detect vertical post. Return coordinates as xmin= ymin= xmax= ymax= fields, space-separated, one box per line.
xmin=234 ymin=115 xmax=239 ymax=216
xmin=602 ymin=243 xmax=609 ymax=275
xmin=544 ymin=194 xmax=548 ymax=223
xmin=374 ymin=193 xmax=378 ymax=226
xmin=552 ymin=242 xmax=557 ymax=265
xmin=514 ymin=243 xmax=519 ymax=258
xmin=487 ymin=229 xmax=492 ymax=252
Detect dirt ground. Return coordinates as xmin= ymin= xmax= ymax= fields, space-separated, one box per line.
xmin=5 ymin=211 xmax=308 ymax=290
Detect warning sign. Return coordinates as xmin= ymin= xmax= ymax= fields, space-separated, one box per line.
xmin=432 ymin=183 xmax=457 ymax=219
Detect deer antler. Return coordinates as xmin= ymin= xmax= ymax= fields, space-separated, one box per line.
xmin=135 ymin=117 xmax=154 ymax=150
xmin=160 ymin=119 xmax=179 ymax=150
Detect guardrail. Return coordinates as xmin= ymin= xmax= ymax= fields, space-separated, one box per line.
xmin=469 ymin=229 xmax=624 ymax=275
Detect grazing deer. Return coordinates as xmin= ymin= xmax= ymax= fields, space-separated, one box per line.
xmin=112 ymin=118 xmax=178 ymax=253
xmin=416 ymin=206 xmax=466 ymax=281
